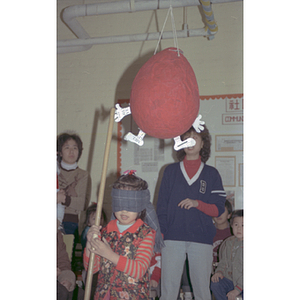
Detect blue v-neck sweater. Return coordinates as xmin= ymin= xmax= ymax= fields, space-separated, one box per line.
xmin=157 ymin=161 xmax=226 ymax=245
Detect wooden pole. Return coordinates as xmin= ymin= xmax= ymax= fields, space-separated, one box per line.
xmin=84 ymin=107 xmax=115 ymax=300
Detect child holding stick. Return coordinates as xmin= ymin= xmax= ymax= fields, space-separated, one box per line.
xmin=83 ymin=171 xmax=164 ymax=300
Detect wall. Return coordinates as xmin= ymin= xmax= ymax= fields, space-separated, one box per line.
xmin=57 ymin=0 xmax=243 ymax=222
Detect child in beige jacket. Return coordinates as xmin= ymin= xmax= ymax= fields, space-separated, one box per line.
xmin=210 ymin=210 xmax=243 ymax=300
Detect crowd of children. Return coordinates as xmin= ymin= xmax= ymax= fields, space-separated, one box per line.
xmin=57 ymin=127 xmax=243 ymax=300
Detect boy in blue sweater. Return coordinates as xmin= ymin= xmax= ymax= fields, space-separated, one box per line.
xmin=157 ymin=125 xmax=226 ymax=300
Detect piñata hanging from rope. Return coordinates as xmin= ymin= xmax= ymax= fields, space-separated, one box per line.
xmin=114 ymin=4 xmax=205 ymax=151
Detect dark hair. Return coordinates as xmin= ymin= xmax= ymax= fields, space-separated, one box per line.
xmin=176 ymin=125 xmax=211 ymax=163
xmin=112 ymin=173 xmax=148 ymax=191
xmin=83 ymin=202 xmax=107 ymax=227
xmin=83 ymin=203 xmax=97 ymax=227
xmin=230 ymin=209 xmax=243 ymax=226
xmin=113 ymin=173 xmax=148 ymax=221
xmin=57 ymin=133 xmax=83 ymax=163
xmin=137 ymin=209 xmax=147 ymax=222
xmin=225 ymin=200 xmax=233 ymax=215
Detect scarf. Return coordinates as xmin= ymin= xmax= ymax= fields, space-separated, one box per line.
xmin=111 ymin=188 xmax=165 ymax=253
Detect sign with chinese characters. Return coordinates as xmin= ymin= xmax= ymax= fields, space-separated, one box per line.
xmin=222 ymin=96 xmax=243 ymax=125
xmin=226 ymin=98 xmax=243 ymax=112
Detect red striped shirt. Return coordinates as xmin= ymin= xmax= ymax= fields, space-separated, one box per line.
xmin=83 ymin=219 xmax=155 ymax=279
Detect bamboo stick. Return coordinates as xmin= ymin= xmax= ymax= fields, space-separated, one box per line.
xmin=84 ymin=107 xmax=115 ymax=300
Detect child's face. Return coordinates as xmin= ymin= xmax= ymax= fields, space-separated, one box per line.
xmin=60 ymin=138 xmax=79 ymax=164
xmin=88 ymin=212 xmax=96 ymax=227
xmin=231 ymin=216 xmax=243 ymax=241
xmin=183 ymin=131 xmax=204 ymax=158
xmin=213 ymin=207 xmax=231 ymax=227
xmin=114 ymin=210 xmax=138 ymax=226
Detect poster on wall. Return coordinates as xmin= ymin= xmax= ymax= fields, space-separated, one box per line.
xmin=215 ymin=134 xmax=243 ymax=152
xmin=215 ymin=156 xmax=236 ymax=187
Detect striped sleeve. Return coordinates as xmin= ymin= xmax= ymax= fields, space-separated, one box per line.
xmin=83 ymin=248 xmax=100 ymax=274
xmin=209 ymin=168 xmax=227 ymax=217
xmin=211 ymin=190 xmax=227 ymax=197
xmin=116 ymin=230 xmax=155 ymax=280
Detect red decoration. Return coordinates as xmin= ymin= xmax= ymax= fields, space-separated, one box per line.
xmin=130 ymin=47 xmax=199 ymax=139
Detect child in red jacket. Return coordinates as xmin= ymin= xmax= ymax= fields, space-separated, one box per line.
xmin=83 ymin=172 xmax=164 ymax=300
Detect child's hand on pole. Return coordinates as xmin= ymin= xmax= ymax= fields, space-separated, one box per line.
xmin=90 ymin=237 xmax=120 ymax=266
xmin=87 ymin=225 xmax=102 ymax=241
xmin=86 ymin=225 xmax=102 ymax=256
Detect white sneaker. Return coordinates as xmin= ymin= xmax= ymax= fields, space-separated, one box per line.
xmin=183 ymin=292 xmax=194 ymax=300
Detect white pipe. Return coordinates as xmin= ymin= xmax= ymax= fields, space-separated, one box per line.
xmin=61 ymin=0 xmax=201 ymax=37
xmin=58 ymin=0 xmax=242 ymax=54
xmin=58 ymin=27 xmax=207 ymax=48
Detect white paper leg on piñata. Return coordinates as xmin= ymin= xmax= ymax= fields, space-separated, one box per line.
xmin=114 ymin=103 xmax=131 ymax=122
xmin=173 ymin=114 xmax=205 ymax=150
xmin=192 ymin=114 xmax=205 ymax=133
xmin=124 ymin=129 xmax=146 ymax=146
xmin=114 ymin=104 xmax=205 ymax=151
xmin=173 ymin=135 xmax=195 ymax=151
xmin=114 ymin=104 xmax=145 ymax=146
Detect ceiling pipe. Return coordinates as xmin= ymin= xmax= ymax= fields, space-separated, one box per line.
xmin=58 ymin=26 xmax=207 ymax=47
xmin=58 ymin=0 xmax=203 ymax=54
xmin=58 ymin=0 xmax=242 ymax=54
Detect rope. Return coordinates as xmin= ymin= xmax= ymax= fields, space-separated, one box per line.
xmin=170 ymin=6 xmax=179 ymax=56
xmin=154 ymin=0 xmax=180 ymax=56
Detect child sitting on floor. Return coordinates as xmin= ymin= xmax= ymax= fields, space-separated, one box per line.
xmin=210 ymin=209 xmax=243 ymax=300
